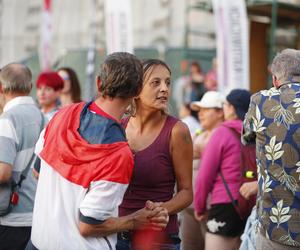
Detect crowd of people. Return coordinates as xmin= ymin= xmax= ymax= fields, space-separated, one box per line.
xmin=0 ymin=48 xmax=300 ymax=250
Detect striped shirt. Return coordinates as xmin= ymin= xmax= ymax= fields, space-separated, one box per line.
xmin=0 ymin=96 xmax=43 ymax=227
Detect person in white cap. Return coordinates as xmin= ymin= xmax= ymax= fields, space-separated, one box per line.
xmin=194 ymin=89 xmax=251 ymax=250
xmin=181 ymin=91 xmax=225 ymax=250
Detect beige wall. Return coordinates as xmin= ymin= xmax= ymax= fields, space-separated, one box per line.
xmin=0 ymin=0 xmax=216 ymax=67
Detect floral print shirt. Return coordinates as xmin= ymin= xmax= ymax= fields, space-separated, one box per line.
xmin=242 ymin=83 xmax=300 ymax=247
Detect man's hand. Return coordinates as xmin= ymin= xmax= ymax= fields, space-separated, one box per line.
xmin=79 ymin=201 xmax=169 ymax=238
xmin=131 ymin=201 xmax=169 ymax=231
xmin=194 ymin=210 xmax=206 ymax=222
xmin=239 ymin=181 xmax=258 ymax=200
xmin=145 ymin=201 xmax=169 ymax=230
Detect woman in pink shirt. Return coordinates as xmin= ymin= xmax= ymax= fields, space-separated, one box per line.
xmin=181 ymin=91 xmax=224 ymax=250
xmin=194 ymin=89 xmax=251 ymax=250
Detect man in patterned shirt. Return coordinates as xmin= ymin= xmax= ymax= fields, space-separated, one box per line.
xmin=242 ymin=48 xmax=300 ymax=249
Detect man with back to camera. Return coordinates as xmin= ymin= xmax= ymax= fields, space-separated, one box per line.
xmin=29 ymin=52 xmax=169 ymax=250
xmin=242 ymin=49 xmax=300 ymax=249
xmin=0 ymin=63 xmax=44 ymax=250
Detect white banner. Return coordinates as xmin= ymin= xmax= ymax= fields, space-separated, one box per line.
xmin=40 ymin=0 xmax=52 ymax=71
xmin=85 ymin=0 xmax=98 ymax=101
xmin=212 ymin=0 xmax=249 ymax=93
xmin=104 ymin=0 xmax=133 ymax=54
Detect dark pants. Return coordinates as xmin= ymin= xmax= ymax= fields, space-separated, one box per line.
xmin=0 ymin=225 xmax=31 ymax=250
xmin=116 ymin=232 xmax=180 ymax=250
xmin=25 ymin=239 xmax=39 ymax=250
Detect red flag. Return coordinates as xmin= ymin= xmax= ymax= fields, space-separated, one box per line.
xmin=40 ymin=103 xmax=134 ymax=188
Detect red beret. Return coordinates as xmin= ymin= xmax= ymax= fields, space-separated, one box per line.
xmin=36 ymin=72 xmax=64 ymax=91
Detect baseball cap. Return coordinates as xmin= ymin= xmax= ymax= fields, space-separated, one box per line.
xmin=190 ymin=91 xmax=225 ymax=111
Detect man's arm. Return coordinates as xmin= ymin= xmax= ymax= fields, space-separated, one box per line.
xmin=32 ymin=157 xmax=41 ymax=179
xmin=242 ymin=94 xmax=258 ymax=145
xmin=32 ymin=129 xmax=46 ymax=179
xmin=79 ymin=202 xmax=169 ymax=237
xmin=0 ymin=162 xmax=12 ymax=183
xmin=0 ymin=119 xmax=17 ymax=183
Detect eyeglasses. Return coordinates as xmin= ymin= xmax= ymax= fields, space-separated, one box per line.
xmin=61 ymin=75 xmax=70 ymax=81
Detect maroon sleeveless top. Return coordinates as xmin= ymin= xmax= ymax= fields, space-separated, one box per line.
xmin=119 ymin=115 xmax=179 ymax=234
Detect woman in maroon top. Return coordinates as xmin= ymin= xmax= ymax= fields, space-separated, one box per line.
xmin=117 ymin=59 xmax=193 ymax=250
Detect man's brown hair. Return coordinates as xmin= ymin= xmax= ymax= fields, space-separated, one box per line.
xmin=98 ymin=52 xmax=143 ymax=99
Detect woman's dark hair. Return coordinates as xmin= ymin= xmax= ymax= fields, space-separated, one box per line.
xmin=142 ymin=59 xmax=171 ymax=77
xmin=190 ymin=61 xmax=202 ymax=73
xmin=57 ymin=67 xmax=81 ymax=103
xmin=183 ymin=103 xmax=198 ymax=121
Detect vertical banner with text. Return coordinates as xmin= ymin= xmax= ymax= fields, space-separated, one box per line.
xmin=40 ymin=0 xmax=52 ymax=71
xmin=85 ymin=0 xmax=98 ymax=101
xmin=104 ymin=0 xmax=133 ymax=54
xmin=212 ymin=0 xmax=249 ymax=93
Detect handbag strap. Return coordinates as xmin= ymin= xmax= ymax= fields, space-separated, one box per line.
xmin=219 ymin=126 xmax=240 ymax=211
xmin=16 ymin=112 xmax=45 ymax=188
xmin=219 ymin=169 xmax=238 ymax=208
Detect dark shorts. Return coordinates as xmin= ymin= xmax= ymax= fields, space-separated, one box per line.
xmin=206 ymin=203 xmax=245 ymax=237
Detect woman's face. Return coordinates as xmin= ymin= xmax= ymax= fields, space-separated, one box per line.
xmin=138 ymin=65 xmax=171 ymax=111
xmin=58 ymin=70 xmax=71 ymax=94
xmin=223 ymin=101 xmax=236 ymax=120
xmin=36 ymin=85 xmax=59 ymax=108
xmin=198 ymin=108 xmax=223 ymax=130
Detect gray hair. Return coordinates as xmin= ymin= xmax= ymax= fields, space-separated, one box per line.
xmin=0 ymin=63 xmax=32 ymax=94
xmin=271 ymin=49 xmax=300 ymax=83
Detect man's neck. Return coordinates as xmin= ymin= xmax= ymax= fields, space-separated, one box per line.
xmin=94 ymin=96 xmax=131 ymax=122
xmin=3 ymin=93 xmax=28 ymax=105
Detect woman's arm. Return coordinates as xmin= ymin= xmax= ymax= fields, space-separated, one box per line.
xmin=194 ymin=127 xmax=223 ymax=215
xmin=79 ymin=202 xmax=169 ymax=237
xmin=160 ymin=121 xmax=193 ymax=215
xmin=239 ymin=181 xmax=258 ymax=199
xmin=193 ymin=131 xmax=210 ymax=159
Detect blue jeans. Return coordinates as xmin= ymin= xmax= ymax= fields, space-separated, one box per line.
xmin=116 ymin=232 xmax=180 ymax=250
xmin=25 ymin=239 xmax=39 ymax=250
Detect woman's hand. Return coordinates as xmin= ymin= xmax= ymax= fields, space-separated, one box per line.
xmin=144 ymin=201 xmax=169 ymax=230
xmin=194 ymin=210 xmax=206 ymax=222
xmin=239 ymin=181 xmax=258 ymax=199
xmin=131 ymin=201 xmax=167 ymax=230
